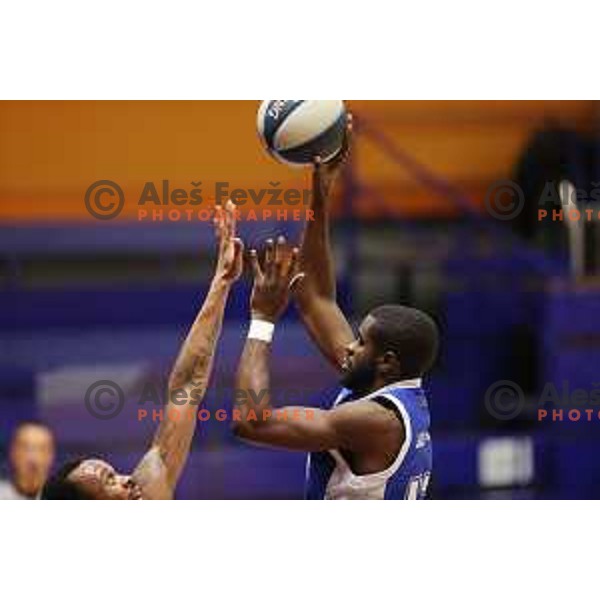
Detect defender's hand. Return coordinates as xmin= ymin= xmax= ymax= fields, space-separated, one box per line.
xmin=249 ymin=236 xmax=305 ymax=323
xmin=214 ymin=200 xmax=244 ymax=283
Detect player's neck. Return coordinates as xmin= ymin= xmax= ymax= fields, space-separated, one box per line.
xmin=12 ymin=475 xmax=38 ymax=499
xmin=367 ymin=372 xmax=425 ymax=394
xmin=365 ymin=374 xmax=401 ymax=395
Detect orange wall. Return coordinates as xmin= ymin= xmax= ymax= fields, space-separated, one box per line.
xmin=0 ymin=100 xmax=596 ymax=220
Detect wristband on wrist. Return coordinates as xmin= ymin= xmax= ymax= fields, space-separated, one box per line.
xmin=248 ymin=319 xmax=275 ymax=343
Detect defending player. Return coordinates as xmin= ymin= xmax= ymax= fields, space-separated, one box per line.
xmin=41 ymin=202 xmax=243 ymax=499
xmin=233 ymin=122 xmax=439 ymax=499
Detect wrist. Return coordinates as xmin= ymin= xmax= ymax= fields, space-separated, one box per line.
xmin=248 ymin=318 xmax=275 ymax=343
xmin=210 ymin=275 xmax=232 ymax=293
xmin=250 ymin=309 xmax=277 ymax=323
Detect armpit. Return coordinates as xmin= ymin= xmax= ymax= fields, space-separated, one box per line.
xmin=132 ymin=447 xmax=173 ymax=500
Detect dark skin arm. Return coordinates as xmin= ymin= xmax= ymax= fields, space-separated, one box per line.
xmin=133 ymin=201 xmax=243 ymax=498
xmin=294 ymin=115 xmax=355 ymax=371
xmin=233 ymin=237 xmax=400 ymax=462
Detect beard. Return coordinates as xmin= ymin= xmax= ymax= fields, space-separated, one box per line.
xmin=340 ymin=360 xmax=377 ymax=395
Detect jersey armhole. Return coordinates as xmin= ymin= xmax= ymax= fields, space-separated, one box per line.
xmin=370 ymin=395 xmax=403 ymax=425
xmin=368 ymin=395 xmax=412 ymax=478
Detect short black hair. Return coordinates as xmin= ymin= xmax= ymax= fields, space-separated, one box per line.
xmin=368 ymin=305 xmax=439 ymax=378
xmin=40 ymin=458 xmax=92 ymax=500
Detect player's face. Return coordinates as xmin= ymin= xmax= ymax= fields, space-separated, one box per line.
xmin=340 ymin=315 xmax=379 ymax=393
xmin=69 ymin=459 xmax=143 ymax=500
xmin=10 ymin=424 xmax=55 ymax=497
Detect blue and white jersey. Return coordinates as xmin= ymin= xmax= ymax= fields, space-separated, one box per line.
xmin=305 ymin=379 xmax=432 ymax=500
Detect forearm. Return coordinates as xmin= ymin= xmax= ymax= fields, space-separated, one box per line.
xmin=295 ymin=169 xmax=354 ymax=368
xmin=153 ymin=276 xmax=230 ymax=483
xmin=233 ymin=336 xmax=336 ymax=450
xmin=233 ymin=333 xmax=382 ymax=452
xmin=168 ymin=277 xmax=230 ymax=393
xmin=297 ymin=171 xmax=336 ymax=301
xmin=234 ymin=338 xmax=273 ymax=434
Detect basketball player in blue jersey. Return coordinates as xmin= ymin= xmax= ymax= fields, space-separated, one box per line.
xmin=41 ymin=202 xmax=244 ymax=499
xmin=234 ymin=121 xmax=439 ymax=499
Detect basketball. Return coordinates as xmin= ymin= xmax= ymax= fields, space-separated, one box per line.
xmin=257 ymin=100 xmax=347 ymax=166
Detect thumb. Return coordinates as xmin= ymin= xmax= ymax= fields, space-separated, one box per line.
xmin=232 ymin=237 xmax=244 ymax=255
xmin=288 ymin=272 xmax=306 ymax=292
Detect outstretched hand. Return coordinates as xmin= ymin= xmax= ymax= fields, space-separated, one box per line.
xmin=313 ymin=112 xmax=353 ymax=198
xmin=249 ymin=236 xmax=305 ymax=323
xmin=214 ymin=200 xmax=244 ymax=283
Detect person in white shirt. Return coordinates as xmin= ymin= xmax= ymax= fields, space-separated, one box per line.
xmin=0 ymin=421 xmax=55 ymax=499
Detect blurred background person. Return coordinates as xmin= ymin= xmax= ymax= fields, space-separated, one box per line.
xmin=0 ymin=422 xmax=55 ymax=499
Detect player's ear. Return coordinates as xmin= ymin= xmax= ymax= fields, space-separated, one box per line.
xmin=378 ymin=350 xmax=401 ymax=377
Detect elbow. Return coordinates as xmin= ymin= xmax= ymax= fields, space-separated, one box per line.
xmin=231 ymin=420 xmax=257 ymax=441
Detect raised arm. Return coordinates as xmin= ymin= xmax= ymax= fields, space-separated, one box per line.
xmin=133 ymin=201 xmax=243 ymax=498
xmin=294 ymin=115 xmax=355 ymax=371
xmin=233 ymin=237 xmax=395 ymax=453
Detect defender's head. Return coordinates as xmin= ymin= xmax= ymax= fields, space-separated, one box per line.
xmin=41 ymin=458 xmax=142 ymax=500
xmin=9 ymin=421 xmax=55 ymax=498
xmin=340 ymin=305 xmax=439 ymax=395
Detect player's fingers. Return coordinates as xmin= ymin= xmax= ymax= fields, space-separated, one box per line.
xmin=214 ymin=205 xmax=225 ymax=242
xmin=219 ymin=200 xmax=231 ymax=239
xmin=287 ymin=246 xmax=300 ymax=277
xmin=289 ymin=272 xmax=306 ymax=292
xmin=249 ymin=249 xmax=262 ymax=279
xmin=275 ymin=235 xmax=286 ymax=271
xmin=225 ymin=199 xmax=237 ymax=238
xmin=232 ymin=237 xmax=244 ymax=257
xmin=231 ymin=238 xmax=244 ymax=276
xmin=220 ymin=201 xmax=230 ymax=237
xmin=346 ymin=113 xmax=354 ymax=142
xmin=340 ymin=113 xmax=353 ymax=160
xmin=288 ymin=248 xmax=307 ymax=295
xmin=312 ymin=155 xmax=323 ymax=177
xmin=264 ymin=238 xmax=275 ymax=270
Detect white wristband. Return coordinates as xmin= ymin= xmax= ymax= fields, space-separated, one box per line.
xmin=248 ymin=319 xmax=275 ymax=343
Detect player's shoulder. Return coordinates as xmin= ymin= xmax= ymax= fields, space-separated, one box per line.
xmin=329 ymin=394 xmax=403 ymax=431
xmin=327 ymin=395 xmax=405 ymax=455
xmin=0 ymin=480 xmax=23 ymax=500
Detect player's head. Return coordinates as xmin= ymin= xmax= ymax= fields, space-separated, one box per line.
xmin=9 ymin=420 xmax=55 ymax=498
xmin=340 ymin=305 xmax=439 ymax=394
xmin=40 ymin=458 xmax=142 ymax=500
